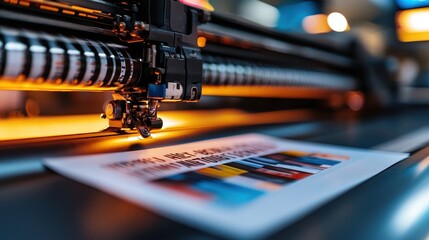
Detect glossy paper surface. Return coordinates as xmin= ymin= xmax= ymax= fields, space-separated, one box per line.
xmin=44 ymin=134 xmax=408 ymax=239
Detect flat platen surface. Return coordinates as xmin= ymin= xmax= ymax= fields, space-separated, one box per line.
xmin=1 ymin=107 xmax=429 ymax=240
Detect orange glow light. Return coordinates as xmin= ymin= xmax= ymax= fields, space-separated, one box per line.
xmin=302 ymin=14 xmax=331 ymax=34
xmin=197 ymin=36 xmax=207 ymax=48
xmin=202 ymin=85 xmax=349 ymax=99
xmin=397 ymin=8 xmax=429 ymax=42
xmin=0 ymin=114 xmax=107 ymax=141
xmin=0 ymin=77 xmax=116 ymax=92
xmin=0 ymin=109 xmax=317 ymax=141
xmin=179 ymin=0 xmax=214 ymax=11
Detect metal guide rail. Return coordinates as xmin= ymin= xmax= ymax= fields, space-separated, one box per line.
xmin=0 ymin=27 xmax=139 ymax=90
xmin=202 ymin=56 xmax=356 ymax=90
xmin=0 ymin=27 xmax=357 ymax=91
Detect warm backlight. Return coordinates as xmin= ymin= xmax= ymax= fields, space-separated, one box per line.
xmin=0 ymin=114 xmax=107 ymax=141
xmin=0 ymin=109 xmax=316 ymax=141
xmin=179 ymin=0 xmax=214 ymax=11
xmin=397 ymin=8 xmax=429 ymax=42
xmin=302 ymin=14 xmax=331 ymax=34
xmin=197 ymin=36 xmax=207 ymax=48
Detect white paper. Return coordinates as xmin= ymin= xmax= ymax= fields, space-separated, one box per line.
xmin=44 ymin=134 xmax=409 ymax=239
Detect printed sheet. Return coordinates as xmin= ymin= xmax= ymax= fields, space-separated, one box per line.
xmin=44 ymin=134 xmax=409 ymax=239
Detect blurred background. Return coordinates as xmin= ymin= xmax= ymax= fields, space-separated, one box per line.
xmin=1 ymin=0 xmax=429 ymax=117
xmin=208 ymin=0 xmax=429 ymax=104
